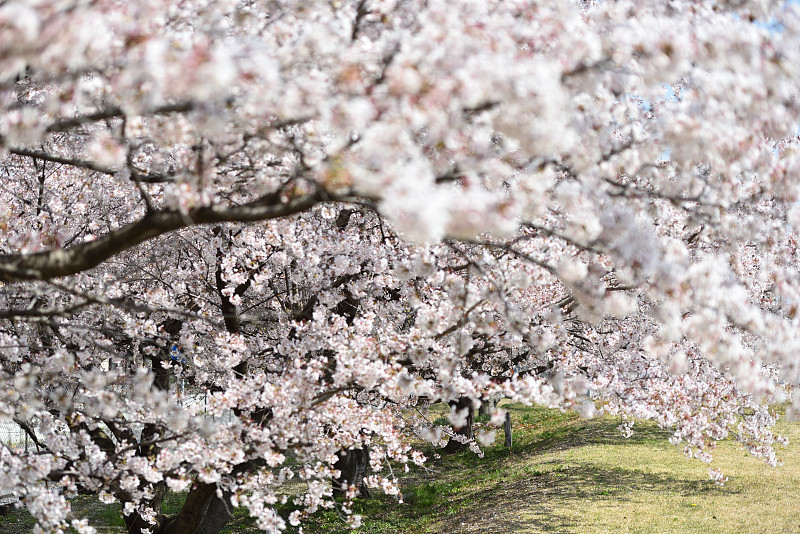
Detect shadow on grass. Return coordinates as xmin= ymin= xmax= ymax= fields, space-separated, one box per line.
xmin=419 ymin=414 xmax=736 ymax=533
xmin=430 ymin=458 xmax=728 ymax=534
xmin=437 ymin=412 xmax=675 ymax=472
xmin=521 ymin=417 xmax=674 ymax=452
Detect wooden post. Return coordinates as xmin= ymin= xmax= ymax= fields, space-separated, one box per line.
xmin=504 ymin=411 xmax=512 ymax=448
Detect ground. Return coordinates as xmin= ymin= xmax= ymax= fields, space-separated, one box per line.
xmin=1 ymin=404 xmax=799 ymax=534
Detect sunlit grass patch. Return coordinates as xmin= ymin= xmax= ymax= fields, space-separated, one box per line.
xmin=424 ymin=408 xmax=800 ymax=534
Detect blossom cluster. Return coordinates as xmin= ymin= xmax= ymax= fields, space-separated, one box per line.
xmin=0 ymin=0 xmax=799 ymax=532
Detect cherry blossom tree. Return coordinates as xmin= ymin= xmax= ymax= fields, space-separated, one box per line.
xmin=1 ymin=0 xmax=800 ymax=532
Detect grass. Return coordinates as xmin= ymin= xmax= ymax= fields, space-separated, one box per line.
xmin=2 ymin=404 xmax=799 ymax=533
xmin=292 ymin=403 xmax=800 ymax=534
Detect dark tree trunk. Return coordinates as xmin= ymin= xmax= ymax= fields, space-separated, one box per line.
xmin=124 ymin=508 xmax=156 ymax=534
xmin=155 ymin=481 xmax=232 ymax=534
xmin=444 ymin=397 xmax=474 ymax=453
xmin=332 ymin=448 xmax=370 ymax=498
xmin=123 ymin=320 xmax=180 ymax=534
xmin=478 ymin=397 xmax=497 ymax=418
xmin=504 ymin=410 xmax=512 ymax=448
xmin=146 ymin=248 xmax=244 ymax=534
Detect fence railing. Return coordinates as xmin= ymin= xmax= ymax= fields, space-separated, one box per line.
xmin=0 ymin=418 xmax=31 ymax=452
xmin=0 ymin=418 xmax=27 ymax=506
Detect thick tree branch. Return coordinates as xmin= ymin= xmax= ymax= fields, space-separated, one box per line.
xmin=0 ymin=191 xmax=325 ymax=281
xmin=0 ymin=300 xmax=92 ymax=319
xmin=8 ymin=146 xmax=176 ymax=183
xmin=44 ymin=101 xmax=195 ymax=134
xmin=9 ymin=146 xmax=118 ymax=175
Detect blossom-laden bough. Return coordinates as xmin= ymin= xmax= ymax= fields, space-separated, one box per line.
xmin=0 ymin=0 xmax=799 ymax=532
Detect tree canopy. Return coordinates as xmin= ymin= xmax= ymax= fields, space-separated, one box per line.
xmin=1 ymin=1 xmax=799 ymax=532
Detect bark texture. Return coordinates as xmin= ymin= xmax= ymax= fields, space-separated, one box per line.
xmin=444 ymin=397 xmax=474 ymax=453
xmin=155 ymin=482 xmax=233 ymax=534
xmin=333 ymin=448 xmax=370 ymax=498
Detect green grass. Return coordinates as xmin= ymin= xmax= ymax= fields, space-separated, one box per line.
xmin=2 ymin=404 xmax=799 ymax=534
xmin=290 ymin=403 xmax=800 ymax=534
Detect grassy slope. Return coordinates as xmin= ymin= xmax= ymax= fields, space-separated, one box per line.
xmin=2 ymin=404 xmax=799 ymax=534
xmin=299 ymin=403 xmax=800 ymax=534
xmin=429 ymin=411 xmax=800 ymax=534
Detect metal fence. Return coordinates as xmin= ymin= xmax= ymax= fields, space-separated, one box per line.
xmin=0 ymin=419 xmax=28 ymax=452
xmin=0 ymin=418 xmax=26 ymax=506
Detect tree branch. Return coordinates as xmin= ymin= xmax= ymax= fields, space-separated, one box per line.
xmin=44 ymin=101 xmax=195 ymax=134
xmin=0 ymin=190 xmax=325 ymax=281
xmin=8 ymin=146 xmax=176 ymax=183
xmin=9 ymin=146 xmax=118 ymax=176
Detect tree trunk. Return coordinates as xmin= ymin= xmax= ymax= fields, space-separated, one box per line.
xmin=504 ymin=410 xmax=512 ymax=448
xmin=155 ymin=481 xmax=233 ymax=534
xmin=124 ymin=508 xmax=155 ymax=534
xmin=332 ymin=448 xmax=370 ymax=498
xmin=444 ymin=397 xmax=474 ymax=453
xmin=123 ymin=325 xmax=178 ymax=534
xmin=478 ymin=397 xmax=497 ymax=418
xmin=148 ymin=258 xmax=243 ymax=534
